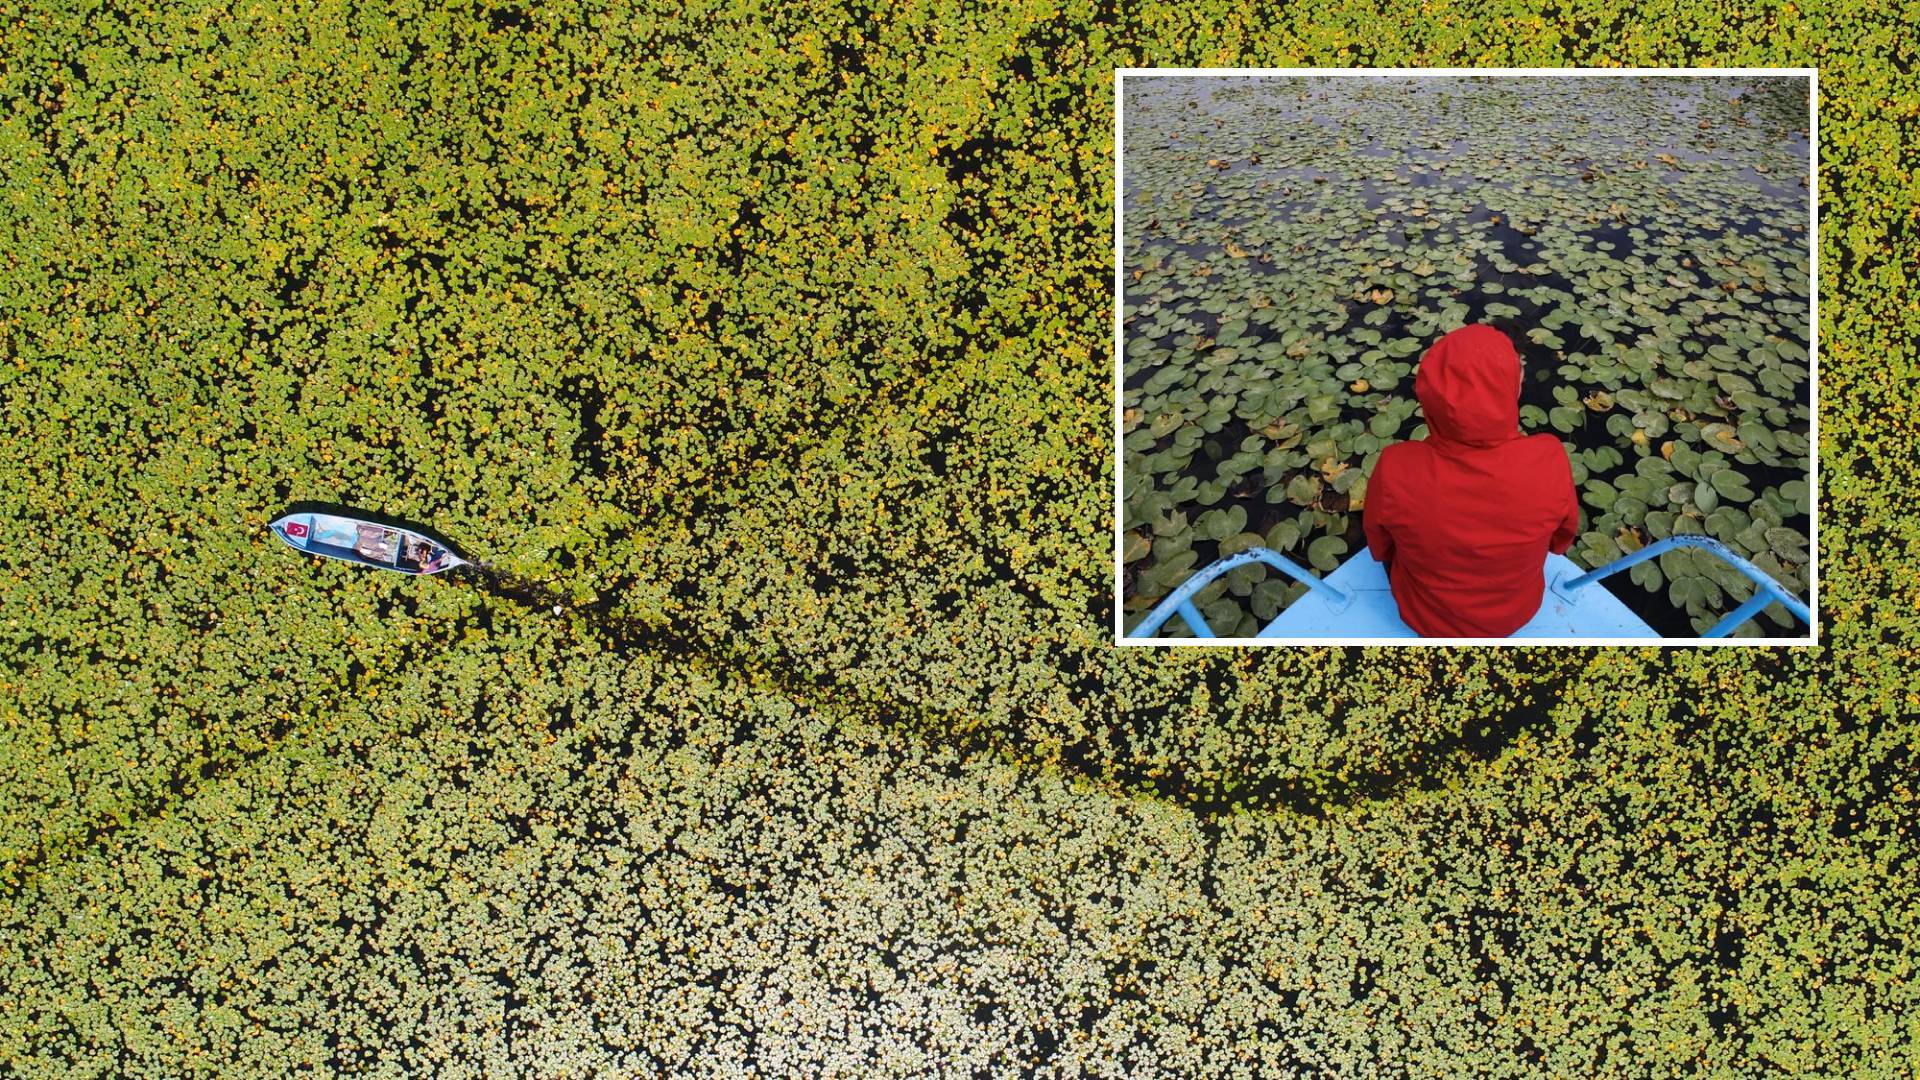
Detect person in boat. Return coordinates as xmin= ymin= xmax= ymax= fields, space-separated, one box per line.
xmin=397 ymin=538 xmax=427 ymax=572
xmin=1362 ymin=322 xmax=1581 ymax=636
xmin=355 ymin=524 xmax=398 ymax=563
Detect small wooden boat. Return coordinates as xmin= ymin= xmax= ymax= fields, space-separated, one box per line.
xmin=270 ymin=511 xmax=468 ymax=576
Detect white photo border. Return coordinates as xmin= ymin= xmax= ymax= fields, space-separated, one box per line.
xmin=1111 ymin=67 xmax=1820 ymax=647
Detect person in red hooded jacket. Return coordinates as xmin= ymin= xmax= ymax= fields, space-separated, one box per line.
xmin=1363 ymin=322 xmax=1582 ymax=637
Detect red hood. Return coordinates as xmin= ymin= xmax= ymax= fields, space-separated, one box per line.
xmin=1415 ymin=324 xmax=1523 ymax=447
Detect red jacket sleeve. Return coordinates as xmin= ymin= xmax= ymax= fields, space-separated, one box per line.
xmin=1548 ymin=450 xmax=1580 ymax=555
xmin=1364 ymin=451 xmax=1396 ymax=565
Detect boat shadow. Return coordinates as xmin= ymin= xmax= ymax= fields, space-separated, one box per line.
xmin=453 ymin=562 xmax=1579 ymax=818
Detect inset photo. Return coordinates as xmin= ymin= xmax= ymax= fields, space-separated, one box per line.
xmin=1114 ymin=70 xmax=1816 ymax=644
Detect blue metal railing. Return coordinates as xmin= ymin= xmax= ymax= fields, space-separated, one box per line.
xmin=1552 ymin=533 xmax=1811 ymax=638
xmin=1125 ymin=547 xmax=1350 ymax=639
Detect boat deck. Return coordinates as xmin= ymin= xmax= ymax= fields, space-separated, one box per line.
xmin=1256 ymin=553 xmax=1658 ymax=639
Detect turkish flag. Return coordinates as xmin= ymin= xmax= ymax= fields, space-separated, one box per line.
xmin=285 ymin=521 xmax=310 ymax=539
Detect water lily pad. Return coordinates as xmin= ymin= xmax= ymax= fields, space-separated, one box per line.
xmin=1251 ymin=578 xmax=1293 ymax=620
xmin=1629 ymin=559 xmax=1664 ymax=592
xmin=1198 ymin=504 xmax=1247 ymax=540
xmin=1700 ymin=423 xmax=1745 ymax=452
xmin=1144 ymin=548 xmax=1199 ymax=591
xmin=1307 ymin=534 xmax=1349 ymax=572
xmin=1266 ymin=519 xmax=1303 ymax=551
xmin=1766 ymin=526 xmax=1809 ymax=563
xmin=1200 ymin=597 xmax=1247 ymax=633
xmin=1579 ymin=530 xmax=1623 ymax=565
xmin=1305 ymin=396 xmax=1343 ymax=423
xmin=1669 ymin=575 xmax=1723 ymax=613
xmin=1219 ymin=532 xmax=1267 ymax=558
xmin=1706 ymin=506 xmax=1748 ymax=543
xmin=1707 ymin=468 xmax=1754 ymax=501
xmin=1223 ymin=554 xmax=1267 ymax=589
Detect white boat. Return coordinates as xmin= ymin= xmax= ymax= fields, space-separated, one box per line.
xmin=270 ymin=511 xmax=468 ymax=576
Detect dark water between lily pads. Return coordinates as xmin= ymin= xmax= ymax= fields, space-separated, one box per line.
xmin=1121 ymin=75 xmax=1812 ymax=638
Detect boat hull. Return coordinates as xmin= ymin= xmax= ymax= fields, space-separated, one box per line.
xmin=270 ymin=512 xmax=467 ymax=576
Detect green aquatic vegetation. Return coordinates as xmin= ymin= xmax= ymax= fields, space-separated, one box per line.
xmin=1122 ymin=75 xmax=1811 ymax=636
xmin=0 ymin=1 xmax=1913 ymax=1076
xmin=1 ymin=642 xmax=1908 ymax=1077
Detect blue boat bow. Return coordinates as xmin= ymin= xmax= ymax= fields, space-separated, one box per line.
xmin=1127 ymin=535 xmax=1809 ymax=641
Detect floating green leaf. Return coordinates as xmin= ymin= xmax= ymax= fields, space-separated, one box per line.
xmin=1198 ymin=504 xmax=1248 ymax=541
xmin=1266 ymin=519 xmax=1303 ymax=551
xmin=1708 ymin=468 xmax=1754 ymax=501
xmin=1307 ymin=535 xmax=1349 ymax=572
